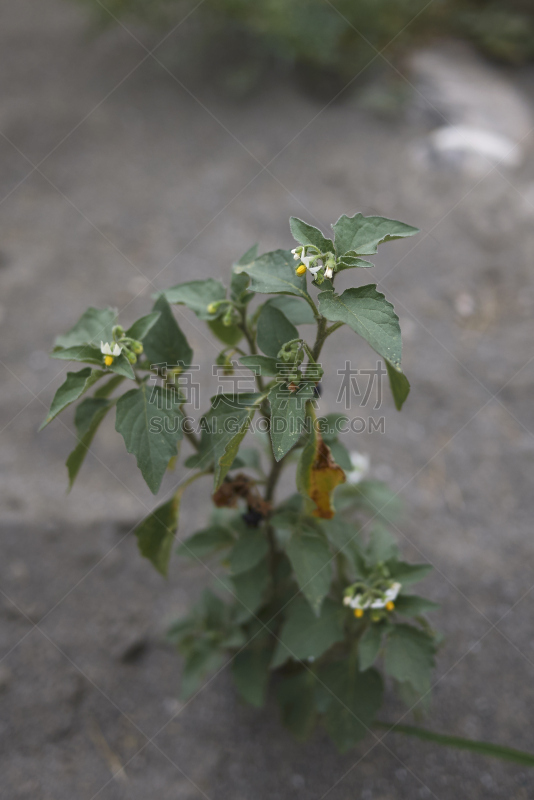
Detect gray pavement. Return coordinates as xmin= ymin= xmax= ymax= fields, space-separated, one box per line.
xmin=2 ymin=1 xmax=534 ymax=798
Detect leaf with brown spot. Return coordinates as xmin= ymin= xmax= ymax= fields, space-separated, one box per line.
xmin=297 ymin=405 xmax=345 ymax=519
xmin=309 ymin=438 xmax=346 ymax=519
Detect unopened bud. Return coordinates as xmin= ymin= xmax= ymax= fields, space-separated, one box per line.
xmin=126 ymin=350 xmax=137 ymax=364
xmin=131 ymin=340 xmax=143 ymax=354
xmin=222 ymin=309 xmax=234 ymax=327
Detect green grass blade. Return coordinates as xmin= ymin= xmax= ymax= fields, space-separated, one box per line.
xmin=375 ymin=721 xmax=534 ymax=767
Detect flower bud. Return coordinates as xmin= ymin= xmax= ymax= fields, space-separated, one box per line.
xmin=126 ymin=350 xmax=137 ymax=364
xmin=131 ymin=340 xmax=144 ymax=355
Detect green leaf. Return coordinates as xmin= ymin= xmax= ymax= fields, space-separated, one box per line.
xmin=386 ymin=561 xmax=433 ymax=588
xmin=73 ymin=396 xmax=110 ymax=437
xmin=256 ymin=303 xmax=299 ymax=358
xmin=161 ymin=278 xmax=226 ymax=319
xmin=337 ymin=256 xmax=374 ymax=271
xmin=267 ymin=296 xmax=315 ymax=325
xmin=142 ymin=295 xmax=193 ymax=368
xmin=269 ymin=381 xmax=315 ymax=462
xmin=232 ymin=647 xmax=273 ymax=708
xmin=358 ymin=624 xmax=386 ymax=671
xmin=207 ymin=317 xmax=243 ymax=346
xmin=66 ymin=398 xmax=112 ymax=488
xmin=277 ymin=672 xmax=317 ymax=740
xmin=385 ymin=361 xmax=410 ymax=411
xmin=201 ymin=394 xmax=263 ymax=488
xmin=271 ymin=597 xmax=345 ymax=668
xmin=366 ymin=526 xmax=399 ymax=564
xmin=319 ymin=661 xmax=384 ymax=751
xmin=332 ymin=213 xmax=419 ymax=256
xmin=231 ymin=244 xmax=257 ymax=302
xmin=177 ymin=525 xmax=236 ymax=559
xmin=115 ymin=384 xmax=184 ymax=494
xmin=54 ymin=306 xmax=117 ymax=348
xmin=233 ymin=249 xmax=312 ymax=302
xmin=240 ymin=354 xmax=279 ymax=377
xmin=39 ymin=367 xmax=104 ymax=429
xmin=328 ymin=440 xmax=353 ymax=471
xmin=296 ymin=406 xmax=318 ymax=502
xmin=94 ymin=374 xmax=125 ymax=398
xmin=230 ymin=558 xmax=270 ymax=616
xmin=230 ymin=531 xmax=269 ymax=575
xmin=106 ymin=353 xmax=141 ymax=380
xmin=318 ymin=285 xmax=402 ymax=370
xmin=286 ymin=526 xmax=332 ymax=615
xmin=320 ymin=518 xmax=365 ymax=575
xmin=125 ymin=312 xmax=161 ymax=341
xmin=50 ymin=345 xmax=135 ymax=379
xmin=317 ymin=413 xmax=348 ymax=444
xmin=134 ymin=493 xmax=180 ymax=576
xmin=384 ymin=624 xmax=436 ymax=695
xmin=231 ymin=446 xmax=263 ymax=474
xmin=234 ymin=243 xmax=258 ymax=267
xmin=181 ymin=644 xmax=224 ymax=700
xmin=394 ymin=595 xmax=440 ymax=617
xmin=290 ymin=216 xmax=334 ymax=254
xmin=334 ymin=479 xmax=402 ymax=522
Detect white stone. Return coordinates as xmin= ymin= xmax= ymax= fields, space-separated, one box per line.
xmin=409 ymin=41 xmax=533 ymax=173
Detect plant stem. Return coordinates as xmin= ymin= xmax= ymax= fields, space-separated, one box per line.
xmin=239 ymin=306 xmax=265 ymax=393
xmin=312 ymin=315 xmax=328 ymax=362
xmin=183 ymin=427 xmax=200 ymax=450
xmin=265 ymin=456 xmax=284 ymax=503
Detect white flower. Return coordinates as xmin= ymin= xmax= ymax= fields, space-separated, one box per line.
xmin=324 ymin=266 xmax=333 ymax=279
xmin=299 ymin=255 xmax=322 ymax=275
xmin=101 ymin=341 xmax=121 ymax=366
xmin=346 ymin=451 xmax=369 ymax=484
xmin=348 ymin=581 xmax=401 ymax=610
xmin=291 ymin=247 xmax=303 ymax=260
xmin=370 ymin=582 xmax=401 ymax=609
xmin=100 ymin=341 xmax=121 ymax=356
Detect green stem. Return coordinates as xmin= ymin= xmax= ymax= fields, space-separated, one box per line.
xmin=184 ymin=427 xmax=200 ymax=451
xmin=239 ymin=306 xmax=265 ymax=393
xmin=374 ymin=722 xmax=534 ymax=767
xmin=174 ymin=467 xmax=212 ymax=498
xmin=304 ymin=293 xmax=321 ymax=321
xmin=311 ymin=316 xmax=328 ymax=362
xmin=265 ymin=456 xmax=284 ymax=503
xmin=325 ymin=321 xmax=344 ymax=337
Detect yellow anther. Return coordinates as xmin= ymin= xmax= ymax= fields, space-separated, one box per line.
xmin=104 ymin=355 xmax=114 ymax=367
xmin=386 ymin=601 xmax=395 ymax=612
xmin=296 ymin=264 xmax=307 ymax=276
xmin=354 ymin=608 xmax=364 ymax=618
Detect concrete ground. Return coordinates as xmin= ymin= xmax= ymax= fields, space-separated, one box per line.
xmin=2 ymin=1 xmax=534 ymax=798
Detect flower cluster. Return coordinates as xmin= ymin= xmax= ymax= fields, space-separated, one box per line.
xmin=291 ymin=246 xmax=335 ymax=281
xmin=343 ymin=579 xmax=401 ymax=619
xmin=100 ymin=325 xmax=144 ymax=367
